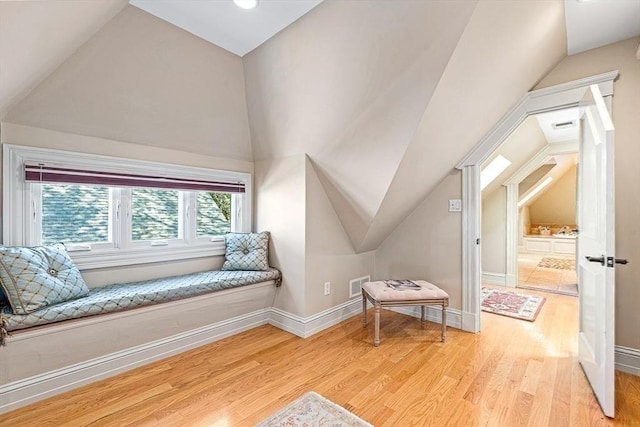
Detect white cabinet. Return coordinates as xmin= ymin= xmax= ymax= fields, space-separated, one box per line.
xmin=523 ymin=237 xmax=576 ymax=255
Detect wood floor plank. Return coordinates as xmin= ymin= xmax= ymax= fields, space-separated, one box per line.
xmin=1 ymin=288 xmax=638 ymax=426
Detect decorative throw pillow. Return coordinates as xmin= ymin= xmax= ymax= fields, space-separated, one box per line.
xmin=0 ymin=243 xmax=90 ymax=314
xmin=222 ymin=232 xmax=270 ymax=271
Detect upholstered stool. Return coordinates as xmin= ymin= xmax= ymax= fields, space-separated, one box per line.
xmin=362 ymin=280 xmax=449 ymax=346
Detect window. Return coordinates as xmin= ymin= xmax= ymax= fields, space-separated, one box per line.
xmin=131 ymin=188 xmax=180 ymax=241
xmin=480 ymin=155 xmax=511 ymax=190
xmin=41 ymin=183 xmax=111 ymax=245
xmin=196 ymin=192 xmax=231 ymax=237
xmin=3 ymin=145 xmax=252 ymax=269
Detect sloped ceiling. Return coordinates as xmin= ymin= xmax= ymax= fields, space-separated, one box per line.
xmin=0 ymin=0 xmax=128 ymax=118
xmin=480 ymin=116 xmax=550 ymax=199
xmin=245 ymin=0 xmax=567 ymax=252
xmin=4 ymin=6 xmax=253 ymax=161
xmin=2 ymin=0 xmax=568 ymax=254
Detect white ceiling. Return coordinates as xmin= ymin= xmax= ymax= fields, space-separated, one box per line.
xmin=535 ymin=107 xmax=580 ymax=143
xmin=129 ymin=0 xmax=324 ymax=56
xmin=565 ymin=0 xmax=640 ymax=55
xmin=130 ymin=0 xmax=640 ymax=57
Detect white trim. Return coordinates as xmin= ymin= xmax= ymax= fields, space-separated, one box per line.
xmin=456 ymin=71 xmax=617 ymax=169
xmin=460 ymin=72 xmax=618 ymax=334
xmin=5 ymin=281 xmax=276 ymax=342
xmin=504 ymin=146 xmax=551 ymax=186
xmin=390 ymin=306 xmax=462 ymax=330
xmin=481 ymin=272 xmax=506 ymax=286
xmin=615 ymin=346 xmax=640 ymax=376
xmin=269 ymin=298 xmax=363 ymax=338
xmin=462 ymin=165 xmax=481 ymax=333
xmin=505 ymin=184 xmax=519 ymax=287
xmin=0 ymin=308 xmax=271 ymax=414
xmin=3 ymin=304 xmax=635 ymax=415
xmin=0 ymin=298 xmax=364 ymax=413
xmin=2 ymin=144 xmax=252 ymax=269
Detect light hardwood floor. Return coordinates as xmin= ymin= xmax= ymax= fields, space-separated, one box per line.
xmin=518 ymin=253 xmax=578 ymax=295
xmin=2 ymin=288 xmax=639 ymax=426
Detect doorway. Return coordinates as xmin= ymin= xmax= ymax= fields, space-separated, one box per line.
xmin=458 ymin=73 xmax=619 ymax=417
xmin=481 ymin=108 xmax=580 ymax=297
xmin=456 ymin=70 xmax=617 ymax=334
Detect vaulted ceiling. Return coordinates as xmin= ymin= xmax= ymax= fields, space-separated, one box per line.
xmin=1 ymin=0 xmax=637 ymax=254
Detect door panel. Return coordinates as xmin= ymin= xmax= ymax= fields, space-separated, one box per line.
xmin=577 ymin=84 xmax=615 ymax=418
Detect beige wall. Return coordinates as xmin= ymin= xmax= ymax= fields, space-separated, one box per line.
xmin=0 ymin=0 xmax=128 ymax=117
xmin=529 ymin=164 xmax=577 ymax=226
xmin=4 ymin=5 xmax=253 ymax=161
xmin=0 ymin=4 xmax=255 ymax=284
xmin=254 ymin=156 xmax=306 ymax=317
xmin=244 ymin=0 xmax=565 ymax=320
xmin=253 ymin=155 xmax=376 ymax=318
xmin=365 ymin=0 xmax=566 ymax=252
xmin=482 ymin=188 xmax=507 ymax=275
xmin=305 ymin=157 xmax=375 ymax=316
xmin=243 ymin=0 xmax=478 ymax=252
xmin=479 ymin=116 xmax=549 ymax=275
xmin=376 ymin=172 xmax=463 ymax=309
xmin=536 ymin=36 xmax=640 ymax=350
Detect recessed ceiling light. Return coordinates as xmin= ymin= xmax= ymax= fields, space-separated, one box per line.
xmin=234 ymin=0 xmax=258 ymax=10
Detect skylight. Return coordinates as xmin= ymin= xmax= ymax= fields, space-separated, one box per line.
xmin=518 ymin=176 xmax=553 ymax=207
xmin=481 ymin=155 xmax=512 ymax=190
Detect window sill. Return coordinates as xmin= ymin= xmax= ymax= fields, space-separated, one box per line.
xmin=69 ymin=240 xmax=226 ymax=270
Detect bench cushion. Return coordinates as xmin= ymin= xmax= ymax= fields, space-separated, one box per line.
xmin=362 ymin=280 xmax=449 ymax=302
xmin=0 ymin=267 xmax=281 ymax=333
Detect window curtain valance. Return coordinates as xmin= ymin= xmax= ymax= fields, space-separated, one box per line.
xmin=24 ymin=163 xmax=245 ymax=193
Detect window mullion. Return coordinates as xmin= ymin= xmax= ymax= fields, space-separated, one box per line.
xmin=185 ymin=192 xmax=196 ymax=243
xmin=29 ymin=184 xmax=43 ymax=246
xmin=119 ymin=188 xmax=132 ymax=249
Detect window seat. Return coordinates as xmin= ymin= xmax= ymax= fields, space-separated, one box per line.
xmin=0 ymin=267 xmax=281 ymax=342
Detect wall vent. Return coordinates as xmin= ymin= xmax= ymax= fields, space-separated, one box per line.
xmin=552 ymin=120 xmax=576 ymax=129
xmin=349 ymin=275 xmax=371 ymax=298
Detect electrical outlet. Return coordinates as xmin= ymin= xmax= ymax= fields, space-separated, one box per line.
xmin=448 ymin=199 xmax=462 ymax=212
xmin=324 ymin=282 xmax=331 ymax=296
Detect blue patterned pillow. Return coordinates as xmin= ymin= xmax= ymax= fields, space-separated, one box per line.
xmin=222 ymin=232 xmax=270 ymax=271
xmin=0 ymin=243 xmax=90 ymax=314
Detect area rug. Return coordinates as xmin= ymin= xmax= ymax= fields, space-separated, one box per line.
xmin=481 ymin=288 xmax=545 ymax=322
xmin=537 ymin=256 xmax=575 ymax=270
xmin=256 ymin=391 xmax=373 ymax=427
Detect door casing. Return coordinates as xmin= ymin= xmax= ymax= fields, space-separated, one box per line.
xmin=456 ymin=70 xmax=618 ymax=333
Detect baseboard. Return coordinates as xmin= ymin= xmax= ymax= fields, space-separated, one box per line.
xmin=7 ymin=300 xmax=629 ymax=414
xmin=482 ymin=272 xmax=506 ymax=286
xmin=389 ymin=306 xmax=462 ymax=330
xmin=0 ymin=309 xmax=271 ymax=414
xmin=461 ymin=310 xmax=480 ymax=333
xmin=615 ymin=346 xmax=640 ymax=376
xmin=269 ymin=298 xmax=362 ymax=338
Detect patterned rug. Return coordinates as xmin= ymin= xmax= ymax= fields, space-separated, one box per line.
xmin=537 ymin=257 xmax=575 ymax=270
xmin=481 ymin=288 xmax=545 ymax=322
xmin=256 ymin=391 xmax=372 ymax=427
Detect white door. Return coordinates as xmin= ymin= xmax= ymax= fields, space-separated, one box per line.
xmin=577 ymin=84 xmax=615 ymax=418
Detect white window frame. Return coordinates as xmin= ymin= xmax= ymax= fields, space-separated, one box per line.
xmin=3 ymin=144 xmax=252 ymax=270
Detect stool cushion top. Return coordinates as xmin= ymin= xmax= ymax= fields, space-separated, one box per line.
xmin=362 ymin=280 xmax=449 ymax=301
